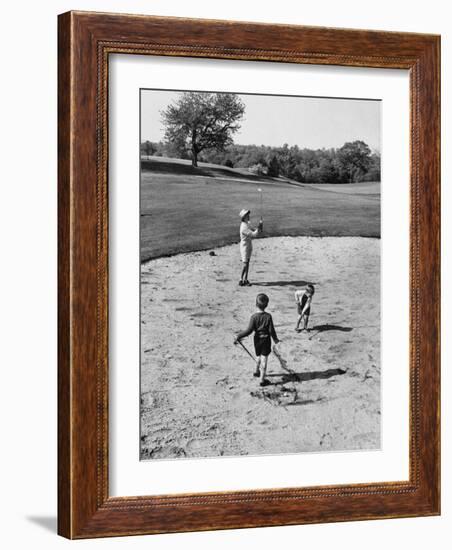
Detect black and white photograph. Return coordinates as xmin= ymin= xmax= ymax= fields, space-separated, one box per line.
xmin=139 ymin=89 xmax=381 ymax=460
xmin=2 ymin=0 xmax=446 ymax=546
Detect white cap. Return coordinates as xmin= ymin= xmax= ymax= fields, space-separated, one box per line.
xmin=239 ymin=209 xmax=250 ymax=220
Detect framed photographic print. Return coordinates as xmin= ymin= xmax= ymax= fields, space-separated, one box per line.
xmin=58 ymin=11 xmax=440 ymax=539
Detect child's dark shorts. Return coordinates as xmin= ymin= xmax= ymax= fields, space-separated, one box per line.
xmin=297 ymin=304 xmax=311 ymax=316
xmin=254 ymin=334 xmax=272 ymax=357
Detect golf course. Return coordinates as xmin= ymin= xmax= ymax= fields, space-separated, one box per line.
xmin=140 ymin=155 xmax=381 ymax=460
xmin=140 ymin=156 xmax=380 ymax=261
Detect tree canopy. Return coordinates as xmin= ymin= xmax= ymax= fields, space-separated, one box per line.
xmin=161 ymin=92 xmax=245 ymax=166
xmin=143 ymin=139 xmax=380 ymax=183
xmin=336 ymin=140 xmax=372 ymax=183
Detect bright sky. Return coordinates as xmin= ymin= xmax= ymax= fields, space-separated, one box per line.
xmin=141 ymin=89 xmax=380 ymax=151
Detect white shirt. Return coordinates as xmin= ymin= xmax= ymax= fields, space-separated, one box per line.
xmin=239 ymin=221 xmax=258 ymax=246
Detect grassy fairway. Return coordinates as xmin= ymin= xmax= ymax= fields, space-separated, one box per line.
xmin=140 ymin=156 xmax=380 ymax=261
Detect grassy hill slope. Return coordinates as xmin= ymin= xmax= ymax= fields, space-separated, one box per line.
xmin=140 ymin=156 xmax=380 ymax=261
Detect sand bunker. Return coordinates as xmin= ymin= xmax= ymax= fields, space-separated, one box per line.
xmin=140 ymin=236 xmax=380 ymax=460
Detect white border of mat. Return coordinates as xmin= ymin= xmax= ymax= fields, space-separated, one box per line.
xmin=109 ymin=55 xmax=409 ymax=496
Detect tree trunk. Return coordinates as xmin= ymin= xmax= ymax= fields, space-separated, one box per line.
xmin=191 ymin=147 xmax=198 ymax=167
xmin=191 ymin=127 xmax=199 ymax=167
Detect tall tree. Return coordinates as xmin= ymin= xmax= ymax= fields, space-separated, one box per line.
xmin=161 ymin=92 xmax=245 ymax=167
xmin=266 ymin=154 xmax=280 ymax=177
xmin=141 ymin=140 xmax=156 ymax=158
xmin=337 ymin=140 xmax=372 ymax=183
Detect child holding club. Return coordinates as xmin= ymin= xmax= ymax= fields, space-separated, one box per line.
xmin=294 ymin=284 xmax=315 ymax=332
xmin=234 ymin=293 xmax=279 ymax=387
xmin=238 ymin=208 xmax=263 ymax=286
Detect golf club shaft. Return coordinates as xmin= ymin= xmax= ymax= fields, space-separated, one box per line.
xmin=238 ymin=340 xmax=256 ymax=363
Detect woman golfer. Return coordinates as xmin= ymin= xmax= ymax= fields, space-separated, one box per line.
xmin=238 ymin=209 xmax=262 ymax=286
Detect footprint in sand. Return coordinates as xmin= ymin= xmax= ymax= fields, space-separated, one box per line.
xmin=205 ymin=424 xmax=220 ymax=434
xmin=150 ymin=427 xmax=171 ymax=437
xmin=319 ymin=432 xmax=333 ymax=448
xmin=186 ymin=439 xmax=207 ymax=453
xmin=351 ymin=432 xmax=378 ymax=448
xmin=148 ymin=445 xmax=187 ymax=459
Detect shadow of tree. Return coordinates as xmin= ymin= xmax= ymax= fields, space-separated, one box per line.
xmin=141 ymin=158 xmax=276 ymax=182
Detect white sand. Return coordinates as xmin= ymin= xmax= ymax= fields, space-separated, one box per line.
xmin=140 ymin=236 xmax=380 ymax=460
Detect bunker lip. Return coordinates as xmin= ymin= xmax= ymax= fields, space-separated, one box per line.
xmin=141 ymin=233 xmax=381 ymax=264
xmin=140 ymin=236 xmax=381 ymax=460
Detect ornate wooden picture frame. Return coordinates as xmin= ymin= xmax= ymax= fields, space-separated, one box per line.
xmin=58 ymin=11 xmax=440 ymax=539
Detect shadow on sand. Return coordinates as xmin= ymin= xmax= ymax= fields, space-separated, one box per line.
xmin=268 ymin=367 xmax=346 ymax=385
xmin=254 ymin=280 xmax=315 ymax=287
xmin=286 ymin=397 xmax=327 ymax=407
xmin=310 ymin=324 xmax=353 ymax=333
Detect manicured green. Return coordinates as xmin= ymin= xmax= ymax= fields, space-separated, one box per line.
xmin=140 ymin=157 xmax=380 ymax=261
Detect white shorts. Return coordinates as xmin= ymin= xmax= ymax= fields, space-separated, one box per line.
xmin=240 ymin=242 xmax=252 ymax=262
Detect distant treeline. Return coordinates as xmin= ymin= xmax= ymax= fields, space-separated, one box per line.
xmin=141 ymin=140 xmax=381 ymax=184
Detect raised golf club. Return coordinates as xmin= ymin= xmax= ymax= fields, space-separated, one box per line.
xmin=258 ymin=187 xmax=263 ymax=230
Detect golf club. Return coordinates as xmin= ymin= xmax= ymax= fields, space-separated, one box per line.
xmin=258 ymin=187 xmax=263 ymax=224
xmin=236 ymin=340 xmax=257 ymax=363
